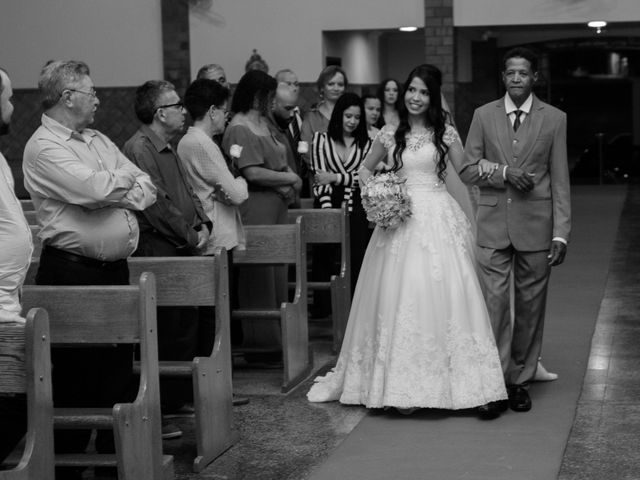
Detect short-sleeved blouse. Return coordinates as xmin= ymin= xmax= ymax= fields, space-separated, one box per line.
xmin=222 ymin=123 xmax=288 ymax=174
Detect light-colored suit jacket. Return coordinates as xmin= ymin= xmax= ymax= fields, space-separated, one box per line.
xmin=460 ymin=95 xmax=571 ymax=251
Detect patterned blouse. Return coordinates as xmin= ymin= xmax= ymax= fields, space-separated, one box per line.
xmin=311 ymin=132 xmax=371 ymax=210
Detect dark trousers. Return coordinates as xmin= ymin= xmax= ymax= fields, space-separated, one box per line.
xmin=134 ymin=232 xmax=203 ymax=412
xmin=36 ymin=247 xmax=134 ymax=478
xmin=0 ymin=394 xmax=26 ymax=467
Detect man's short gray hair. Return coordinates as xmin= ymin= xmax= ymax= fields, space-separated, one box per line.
xmin=38 ymin=60 xmax=91 ymax=110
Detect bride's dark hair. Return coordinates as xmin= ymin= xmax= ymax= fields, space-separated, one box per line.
xmin=392 ymin=64 xmax=449 ymax=182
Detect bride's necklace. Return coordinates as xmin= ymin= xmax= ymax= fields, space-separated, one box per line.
xmin=406 ymin=127 xmax=433 ymax=151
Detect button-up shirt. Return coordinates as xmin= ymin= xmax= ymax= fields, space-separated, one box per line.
xmin=23 ymin=114 xmax=157 ymax=261
xmin=504 ymin=93 xmax=533 ymax=128
xmin=0 ymin=151 xmax=32 ymax=321
xmin=123 ymin=125 xmax=211 ymax=250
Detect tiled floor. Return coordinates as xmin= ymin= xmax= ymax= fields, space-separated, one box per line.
xmin=558 ymin=186 xmax=640 ymax=480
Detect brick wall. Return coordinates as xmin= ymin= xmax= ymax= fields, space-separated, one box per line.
xmin=424 ymin=0 xmax=455 ymax=115
xmin=161 ymin=0 xmax=190 ymax=95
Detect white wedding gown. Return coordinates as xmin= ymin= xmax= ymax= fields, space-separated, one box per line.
xmin=307 ymin=127 xmax=507 ymax=409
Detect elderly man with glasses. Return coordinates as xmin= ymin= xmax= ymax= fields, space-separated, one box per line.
xmin=22 ymin=59 xmax=157 ymax=480
xmin=123 ymin=80 xmax=212 ymax=440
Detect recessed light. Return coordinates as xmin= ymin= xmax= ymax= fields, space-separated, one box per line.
xmin=399 ymin=26 xmax=418 ymax=32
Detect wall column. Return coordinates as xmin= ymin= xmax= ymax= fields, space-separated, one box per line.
xmin=161 ymin=0 xmax=191 ymax=94
xmin=424 ymin=0 xmax=455 ymax=112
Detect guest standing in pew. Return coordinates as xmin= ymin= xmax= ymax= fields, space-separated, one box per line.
xmin=300 ymin=65 xmax=348 ymax=172
xmin=311 ymin=92 xmax=372 ymax=295
xmin=266 ymin=77 xmax=304 ymax=207
xmin=222 ymin=70 xmax=302 ymax=362
xmin=123 ymin=80 xmax=213 ymax=439
xmin=22 ymin=60 xmax=157 ymax=479
xmin=196 ymin=63 xmax=231 ymax=90
xmin=274 ymin=68 xmax=308 ymax=200
xmin=0 ymin=66 xmax=31 ymax=467
xmin=460 ymin=47 xmax=570 ymax=416
xmin=178 ymin=79 xmax=249 ymax=389
xmin=376 ymin=78 xmax=402 ymax=129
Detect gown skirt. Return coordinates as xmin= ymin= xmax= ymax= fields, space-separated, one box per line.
xmin=307 ymin=181 xmax=507 ymax=409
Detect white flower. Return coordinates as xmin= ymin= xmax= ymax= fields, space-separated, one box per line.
xmin=229 ymin=144 xmax=243 ymax=159
xmin=297 ymin=141 xmax=309 ymax=154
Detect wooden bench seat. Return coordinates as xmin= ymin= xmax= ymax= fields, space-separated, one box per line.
xmin=20 ymin=273 xmax=174 ymax=480
xmin=127 ymin=253 xmax=235 ymax=472
xmin=287 ymin=206 xmax=351 ymax=351
xmin=232 ymin=217 xmax=311 ymax=393
xmin=0 ymin=310 xmax=54 ymax=480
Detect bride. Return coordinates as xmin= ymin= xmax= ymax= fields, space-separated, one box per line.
xmin=307 ymin=65 xmax=507 ymax=416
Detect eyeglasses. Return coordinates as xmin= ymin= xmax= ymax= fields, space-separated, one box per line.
xmin=213 ymin=106 xmax=229 ymax=117
xmin=154 ymin=102 xmax=185 ymax=113
xmin=65 ymin=88 xmax=98 ymax=98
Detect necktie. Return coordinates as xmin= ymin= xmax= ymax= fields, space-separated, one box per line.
xmin=513 ymin=110 xmax=522 ymax=132
xmin=289 ymin=113 xmax=301 ymax=144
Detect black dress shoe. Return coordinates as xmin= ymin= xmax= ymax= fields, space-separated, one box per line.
xmin=477 ymin=399 xmax=508 ymax=419
xmin=508 ymin=386 xmax=532 ymax=412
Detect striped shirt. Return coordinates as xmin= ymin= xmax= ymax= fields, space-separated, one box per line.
xmin=311 ymin=132 xmax=371 ymax=210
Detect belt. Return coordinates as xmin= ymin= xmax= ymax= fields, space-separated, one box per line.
xmin=42 ymin=245 xmax=128 ymax=270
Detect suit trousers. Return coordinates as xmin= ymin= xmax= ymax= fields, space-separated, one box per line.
xmin=476 ymin=245 xmax=551 ymax=386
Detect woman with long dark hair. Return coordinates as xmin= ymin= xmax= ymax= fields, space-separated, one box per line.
xmin=376 ymin=78 xmax=402 ymax=128
xmin=310 ymin=93 xmax=372 ymax=296
xmin=308 ymin=66 xmax=507 ymax=416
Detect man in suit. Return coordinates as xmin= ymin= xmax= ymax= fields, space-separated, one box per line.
xmin=460 ymin=47 xmax=571 ymax=417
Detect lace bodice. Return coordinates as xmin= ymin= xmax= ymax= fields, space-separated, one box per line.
xmin=376 ymin=126 xmax=459 ymax=189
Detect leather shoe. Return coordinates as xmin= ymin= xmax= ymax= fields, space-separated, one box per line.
xmin=508 ymin=386 xmax=532 ymax=412
xmin=477 ymin=399 xmax=508 ymax=419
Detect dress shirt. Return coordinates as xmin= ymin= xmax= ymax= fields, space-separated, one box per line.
xmin=23 ymin=114 xmax=157 ymax=261
xmin=177 ymin=127 xmax=247 ymax=253
xmin=504 ymin=93 xmax=532 ymax=128
xmin=0 ymin=152 xmax=32 ymax=321
xmin=123 ymin=125 xmax=211 ymax=250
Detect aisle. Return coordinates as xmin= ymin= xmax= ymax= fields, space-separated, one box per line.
xmin=306 ymin=185 xmax=627 ymax=480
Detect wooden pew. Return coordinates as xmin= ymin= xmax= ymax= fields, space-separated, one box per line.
xmin=232 ymin=217 xmax=311 ymax=393
xmin=19 ymin=200 xmax=33 ymax=212
xmin=0 ymin=310 xmax=54 ymax=480
xmin=23 ymin=211 xmax=36 ymax=226
xmin=287 ymin=206 xmax=351 ymax=352
xmin=128 ymin=253 xmax=235 ymax=472
xmin=20 ymin=273 xmax=174 ymax=480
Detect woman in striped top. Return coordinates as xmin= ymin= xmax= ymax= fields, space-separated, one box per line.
xmin=311 ymin=92 xmax=372 ymax=296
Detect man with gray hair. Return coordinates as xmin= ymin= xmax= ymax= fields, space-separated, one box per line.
xmin=196 ymin=63 xmax=230 ymax=89
xmin=123 ymin=80 xmax=211 ymax=439
xmin=22 ymin=60 xmax=157 ymax=479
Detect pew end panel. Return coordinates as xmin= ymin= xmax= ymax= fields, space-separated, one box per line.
xmin=20 ymin=273 xmax=172 ymax=480
xmin=233 ymin=218 xmax=311 ymax=393
xmin=0 ymin=309 xmax=54 ymax=480
xmin=127 ymin=253 xmax=235 ymax=472
xmin=286 ymin=206 xmax=352 ymax=352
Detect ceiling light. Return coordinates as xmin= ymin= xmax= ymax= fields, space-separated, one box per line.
xmin=399 ymin=26 xmax=418 ymax=32
xmin=588 ymin=20 xmax=607 ymax=34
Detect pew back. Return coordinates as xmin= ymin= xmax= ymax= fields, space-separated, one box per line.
xmin=0 ymin=310 xmax=54 ymax=480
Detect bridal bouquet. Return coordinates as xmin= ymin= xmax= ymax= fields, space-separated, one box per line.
xmin=361 ymin=172 xmax=412 ymax=230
